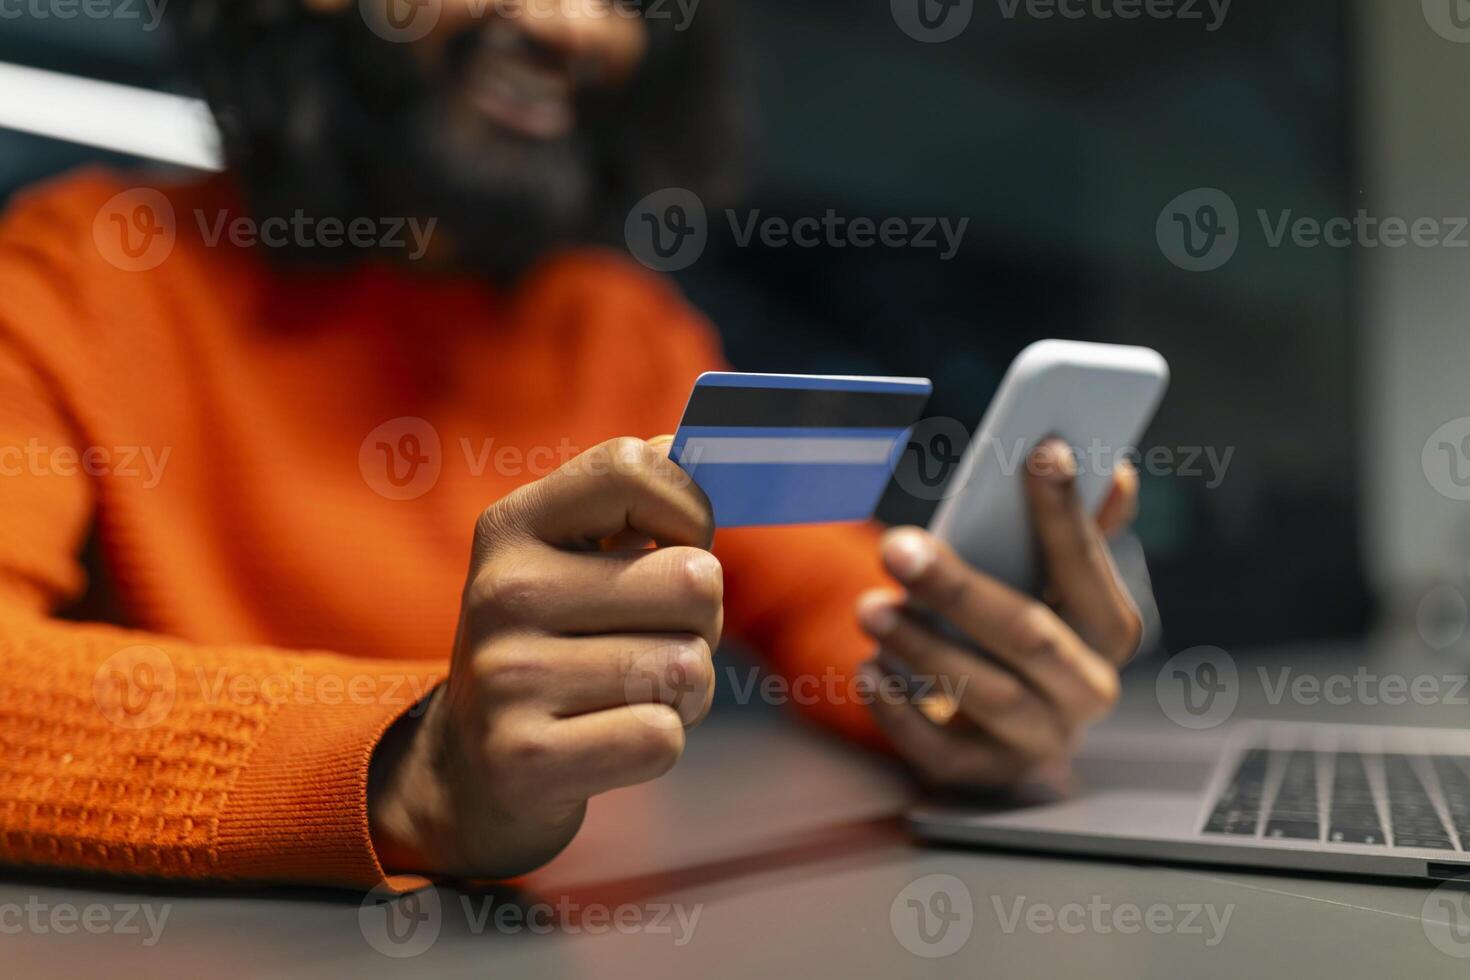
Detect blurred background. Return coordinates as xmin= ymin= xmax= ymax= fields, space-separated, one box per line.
xmin=2 ymin=0 xmax=1467 ymax=658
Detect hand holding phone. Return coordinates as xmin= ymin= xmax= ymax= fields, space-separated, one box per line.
xmin=856 ymin=340 xmax=1167 ymax=792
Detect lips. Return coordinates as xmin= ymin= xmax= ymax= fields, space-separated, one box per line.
xmin=464 ymin=21 xmax=577 ymax=140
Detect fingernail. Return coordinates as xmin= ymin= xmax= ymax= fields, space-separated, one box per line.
xmin=1032 ymin=438 xmax=1077 ymax=485
xmin=882 ymin=528 xmax=934 ymax=582
xmin=857 ymin=591 xmax=899 ymax=635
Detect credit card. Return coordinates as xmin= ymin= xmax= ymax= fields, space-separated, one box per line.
xmin=671 ymin=372 xmax=933 ymax=528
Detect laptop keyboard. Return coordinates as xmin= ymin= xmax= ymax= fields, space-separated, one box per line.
xmin=1202 ymin=748 xmax=1470 ymax=849
xmin=1432 ymin=756 xmax=1470 ymax=845
xmin=1202 ymin=749 xmax=1268 ymax=836
xmin=1382 ymin=754 xmax=1452 ymax=849
xmin=1265 ymin=750 xmax=1320 ymax=841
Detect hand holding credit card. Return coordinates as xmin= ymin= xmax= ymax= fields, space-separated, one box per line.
xmin=670 ymin=372 xmax=932 ymax=528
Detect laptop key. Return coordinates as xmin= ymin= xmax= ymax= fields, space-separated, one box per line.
xmin=1329 ymin=752 xmax=1386 ymax=845
xmin=1432 ymin=756 xmax=1470 ymax=849
xmin=1383 ymin=754 xmax=1453 ymax=848
xmin=1329 ymin=827 xmax=1385 ymax=845
xmin=1263 ymin=752 xmax=1319 ymax=841
xmin=1202 ymin=749 xmax=1269 ymax=837
xmin=1265 ymin=820 xmax=1320 ymax=840
xmin=1392 ymin=836 xmax=1455 ymax=850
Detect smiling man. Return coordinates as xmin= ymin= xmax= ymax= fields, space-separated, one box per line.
xmin=0 ymin=0 xmax=1143 ymax=887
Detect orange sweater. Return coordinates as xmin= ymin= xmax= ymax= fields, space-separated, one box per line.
xmin=0 ymin=170 xmax=889 ymax=890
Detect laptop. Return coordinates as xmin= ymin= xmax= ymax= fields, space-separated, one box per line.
xmin=908 ymin=721 xmax=1470 ymax=881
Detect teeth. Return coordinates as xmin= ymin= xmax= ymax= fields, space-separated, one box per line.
xmin=495 ymin=62 xmax=566 ymax=99
xmin=466 ymin=20 xmax=575 ymax=136
xmin=479 ymin=65 xmax=564 ymax=110
xmin=471 ymin=26 xmax=571 ymax=105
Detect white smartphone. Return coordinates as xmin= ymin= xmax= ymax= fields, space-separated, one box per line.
xmin=929 ymin=340 xmax=1170 ymax=596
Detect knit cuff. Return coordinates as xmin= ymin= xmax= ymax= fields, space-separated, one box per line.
xmin=213 ymin=665 xmax=445 ymax=892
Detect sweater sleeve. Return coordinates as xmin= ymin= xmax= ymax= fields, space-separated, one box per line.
xmin=714 ymin=523 xmax=891 ymax=749
xmin=0 ymin=183 xmax=443 ymax=891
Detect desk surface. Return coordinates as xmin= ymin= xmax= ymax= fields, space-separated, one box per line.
xmin=7 ymin=641 xmax=1470 ymax=979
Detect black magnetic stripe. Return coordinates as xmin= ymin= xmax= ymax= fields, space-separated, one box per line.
xmin=681 ymin=385 xmax=931 ymax=429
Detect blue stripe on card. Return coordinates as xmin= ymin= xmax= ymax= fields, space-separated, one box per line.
xmin=691 ymin=462 xmax=895 ymax=527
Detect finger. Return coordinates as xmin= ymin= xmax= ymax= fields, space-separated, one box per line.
xmin=536 ymin=706 xmax=687 ymax=800
xmin=859 ymin=665 xmax=1033 ymax=789
xmin=857 ymin=590 xmax=1027 ymax=713
xmin=599 ymin=435 xmax=679 ymax=551
xmin=876 ymin=530 xmax=1121 ymax=715
xmin=468 ymin=545 xmax=723 ymax=651
xmin=1023 ymin=439 xmax=1142 ymax=661
xmin=879 ymin=524 xmax=1050 ymax=655
xmin=1096 ymin=458 xmax=1139 ymax=537
xmin=486 ymin=437 xmax=714 ymax=553
xmin=857 ymin=592 xmax=1094 ymax=743
xmin=479 ymin=633 xmax=715 ymax=727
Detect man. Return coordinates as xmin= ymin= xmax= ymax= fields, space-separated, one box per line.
xmin=0 ymin=0 xmax=1141 ymax=888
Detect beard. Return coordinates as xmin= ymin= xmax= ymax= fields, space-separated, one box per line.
xmin=355 ymin=25 xmax=612 ymax=282
xmin=180 ymin=0 xmax=745 ymax=283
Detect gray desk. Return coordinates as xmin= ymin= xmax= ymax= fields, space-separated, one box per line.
xmin=6 ymin=640 xmax=1470 ymax=978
